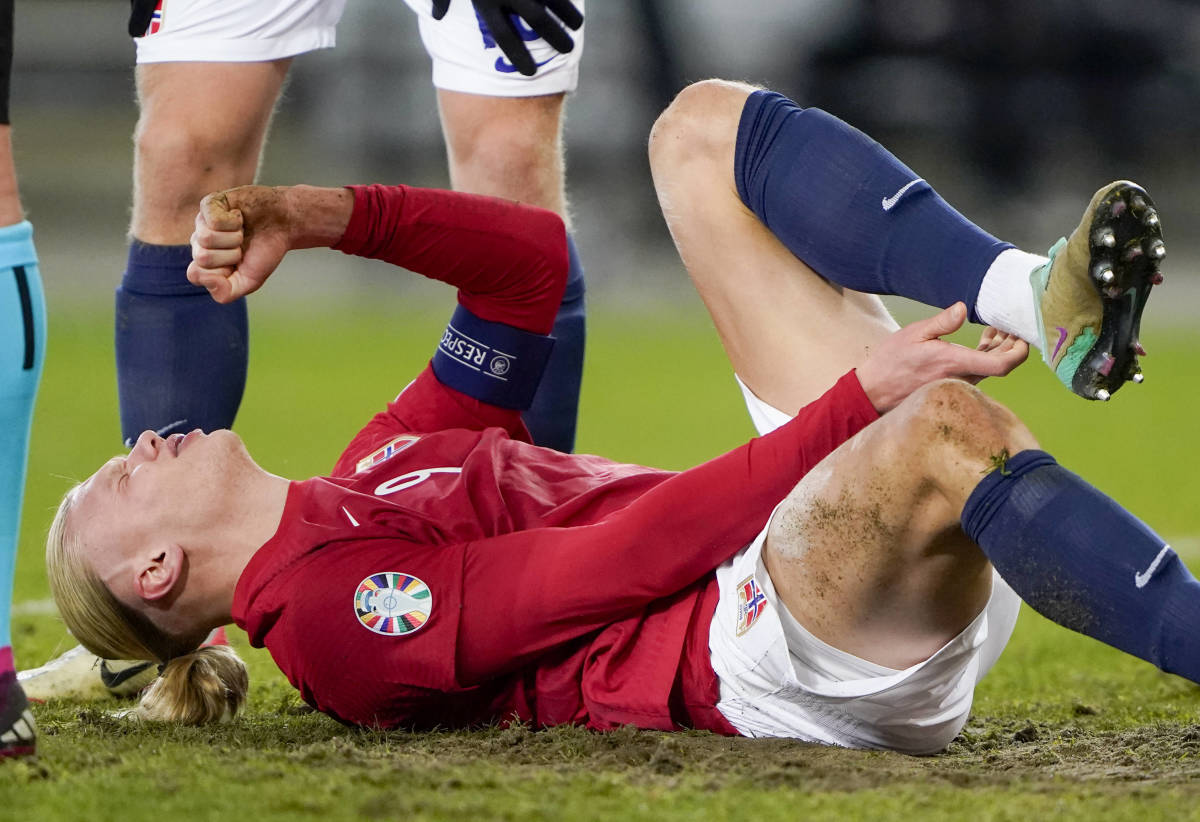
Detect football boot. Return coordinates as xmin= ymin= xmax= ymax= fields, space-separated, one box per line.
xmin=1031 ymin=181 xmax=1164 ymax=400
xmin=18 ymin=645 xmax=156 ymax=701
xmin=0 ymin=669 xmax=36 ymax=759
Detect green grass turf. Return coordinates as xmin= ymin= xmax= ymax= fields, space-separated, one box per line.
xmin=8 ymin=298 xmax=1200 ymax=818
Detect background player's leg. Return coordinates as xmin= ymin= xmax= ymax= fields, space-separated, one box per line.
xmin=0 ymin=118 xmax=44 ymax=758
xmin=117 ymin=60 xmax=289 ymax=445
xmin=437 ymin=90 xmax=584 ymax=453
xmin=0 ymin=0 xmax=38 ymax=757
xmin=649 ymin=78 xmax=900 ymax=415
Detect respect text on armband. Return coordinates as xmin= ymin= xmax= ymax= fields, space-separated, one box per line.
xmin=431 ymin=305 xmax=555 ymax=409
xmin=439 ymin=324 xmax=514 ymax=382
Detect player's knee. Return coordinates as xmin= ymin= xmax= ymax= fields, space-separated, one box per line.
xmin=440 ymin=95 xmax=564 ymax=198
xmin=134 ymin=116 xmax=259 ymax=201
xmin=445 ymin=128 xmax=564 ymax=211
xmin=897 ymin=379 xmax=1035 ymax=463
xmin=457 ymin=134 xmax=557 ymax=195
xmin=648 ymin=79 xmax=756 ymax=176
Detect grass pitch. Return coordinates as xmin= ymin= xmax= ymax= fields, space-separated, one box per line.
xmin=7 ymin=296 xmax=1200 ymax=820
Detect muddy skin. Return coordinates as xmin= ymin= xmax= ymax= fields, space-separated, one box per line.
xmin=767 ymin=481 xmax=900 ymax=617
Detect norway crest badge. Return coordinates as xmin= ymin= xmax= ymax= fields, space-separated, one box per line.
xmin=355 ymin=435 xmax=419 ymax=474
xmin=147 ymin=1 xmax=165 ymax=35
xmin=353 ymin=572 xmax=432 ymax=637
xmin=735 ymin=575 xmax=768 ymax=636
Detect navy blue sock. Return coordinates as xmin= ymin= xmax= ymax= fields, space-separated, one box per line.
xmin=521 ymin=233 xmax=585 ymax=453
xmin=962 ymin=449 xmax=1200 ymax=683
xmin=735 ymin=90 xmax=1012 ymax=322
xmin=116 ymin=242 xmax=248 ymax=445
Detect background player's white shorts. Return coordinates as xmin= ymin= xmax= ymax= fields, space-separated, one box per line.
xmin=134 ymin=0 xmax=348 ymax=64
xmin=709 ymin=377 xmax=1023 ymax=754
xmin=135 ymin=0 xmax=583 ymax=97
xmin=402 ymin=0 xmax=584 ymax=96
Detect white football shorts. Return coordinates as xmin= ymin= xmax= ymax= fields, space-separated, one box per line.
xmin=709 ymin=377 xmax=1023 ymax=754
xmin=133 ymin=0 xmax=348 ymax=64
xmin=134 ymin=0 xmax=583 ymax=98
xmin=402 ymin=0 xmax=584 ymax=96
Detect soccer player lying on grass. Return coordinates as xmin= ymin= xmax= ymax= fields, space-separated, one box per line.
xmin=44 ymin=79 xmax=1190 ymax=755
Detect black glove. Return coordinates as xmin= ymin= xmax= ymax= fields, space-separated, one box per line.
xmin=430 ymin=0 xmax=584 ymax=77
xmin=128 ymin=0 xmax=157 ymax=37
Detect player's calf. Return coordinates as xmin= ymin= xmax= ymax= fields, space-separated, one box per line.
xmin=964 ymin=446 xmax=1200 ymax=685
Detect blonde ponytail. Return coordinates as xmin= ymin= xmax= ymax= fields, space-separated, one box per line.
xmin=46 ymin=484 xmax=250 ymax=725
xmin=137 ymin=646 xmax=249 ymax=724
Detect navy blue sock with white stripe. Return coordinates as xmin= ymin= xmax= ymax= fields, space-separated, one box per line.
xmin=115 ymin=242 xmax=248 ymax=445
xmin=735 ymin=90 xmax=1012 ymax=322
xmin=521 ymin=233 xmax=585 ymax=453
xmin=962 ymin=449 xmax=1200 ymax=683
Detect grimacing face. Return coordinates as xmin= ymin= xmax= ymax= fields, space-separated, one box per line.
xmin=66 ymin=428 xmax=252 ymax=603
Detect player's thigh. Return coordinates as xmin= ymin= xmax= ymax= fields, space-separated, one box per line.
xmin=649 ymin=79 xmax=898 ymax=414
xmin=762 ymin=392 xmax=996 ymax=670
xmin=436 ymin=90 xmax=567 ymax=213
xmin=0 ymin=127 xmax=20 ymax=226
xmin=131 ymin=60 xmax=291 ymax=242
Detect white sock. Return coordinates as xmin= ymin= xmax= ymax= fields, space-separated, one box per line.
xmin=975 ymin=248 xmax=1050 ymax=348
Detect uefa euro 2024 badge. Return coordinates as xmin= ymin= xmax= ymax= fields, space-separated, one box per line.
xmin=354 ymin=572 xmax=433 ymax=637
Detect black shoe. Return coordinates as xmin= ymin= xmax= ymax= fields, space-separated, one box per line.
xmin=0 ymin=669 xmax=36 ymax=760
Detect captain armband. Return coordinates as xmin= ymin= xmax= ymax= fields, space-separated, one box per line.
xmin=431 ymin=305 xmax=555 ymax=410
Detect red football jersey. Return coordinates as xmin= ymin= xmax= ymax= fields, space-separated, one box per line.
xmin=228 ymin=182 xmax=880 ymax=733
xmin=232 ymin=368 xmax=877 ymax=732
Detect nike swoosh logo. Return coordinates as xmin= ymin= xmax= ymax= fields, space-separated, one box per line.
xmin=1134 ymin=544 xmax=1173 ymax=589
xmin=99 ymin=660 xmax=156 ymax=690
xmin=1051 ymin=326 xmax=1069 ymax=361
xmin=881 ymin=178 xmax=925 ymax=211
xmin=494 ymin=55 xmax=555 ymax=74
xmin=123 ymin=418 xmax=189 ymax=448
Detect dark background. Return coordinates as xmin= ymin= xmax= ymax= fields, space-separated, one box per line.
xmin=14 ymin=0 xmax=1200 ymax=310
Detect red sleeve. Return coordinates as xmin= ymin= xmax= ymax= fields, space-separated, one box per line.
xmin=455 ymin=370 xmax=881 ymax=680
xmin=327 ymin=184 xmax=568 ymax=470
xmin=333 ymin=184 xmax=568 ymax=334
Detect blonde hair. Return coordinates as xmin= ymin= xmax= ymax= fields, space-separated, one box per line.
xmin=46 ymin=484 xmax=249 ymax=724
